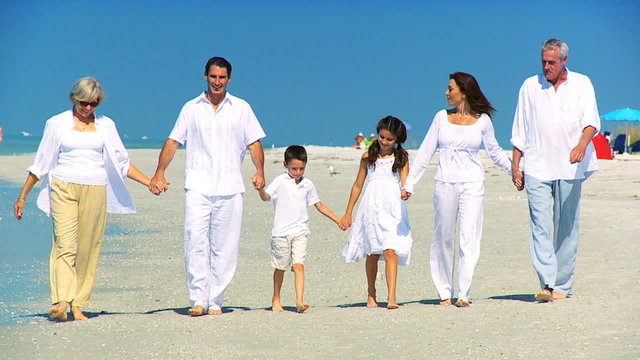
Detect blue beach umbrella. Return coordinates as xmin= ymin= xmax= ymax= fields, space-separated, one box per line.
xmin=600 ymin=107 xmax=640 ymax=150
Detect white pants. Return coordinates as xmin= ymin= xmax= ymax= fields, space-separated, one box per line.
xmin=184 ymin=190 xmax=243 ymax=310
xmin=431 ymin=181 xmax=484 ymax=302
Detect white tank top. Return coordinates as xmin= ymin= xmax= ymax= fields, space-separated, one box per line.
xmin=52 ymin=129 xmax=108 ymax=185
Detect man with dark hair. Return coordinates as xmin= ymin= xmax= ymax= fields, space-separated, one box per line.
xmin=511 ymin=39 xmax=600 ymax=302
xmin=150 ymin=56 xmax=265 ymax=316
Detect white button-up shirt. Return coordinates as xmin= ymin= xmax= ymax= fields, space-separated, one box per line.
xmin=404 ymin=110 xmax=512 ymax=193
xmin=28 ymin=110 xmax=136 ymax=215
xmin=169 ymin=92 xmax=266 ymax=196
xmin=264 ymin=173 xmax=320 ymax=237
xmin=511 ymin=70 xmax=600 ymax=181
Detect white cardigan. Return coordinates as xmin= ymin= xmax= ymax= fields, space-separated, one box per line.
xmin=28 ymin=109 xmax=136 ymax=215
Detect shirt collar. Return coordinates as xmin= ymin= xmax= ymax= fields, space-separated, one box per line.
xmin=285 ymin=172 xmax=305 ymax=184
xmin=197 ymin=91 xmax=234 ymax=106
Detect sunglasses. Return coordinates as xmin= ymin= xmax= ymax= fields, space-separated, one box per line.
xmin=76 ymin=100 xmax=99 ymax=108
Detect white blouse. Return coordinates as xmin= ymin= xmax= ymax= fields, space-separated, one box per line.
xmin=404 ymin=109 xmax=511 ymax=193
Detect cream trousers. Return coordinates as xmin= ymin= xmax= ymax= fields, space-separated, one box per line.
xmin=49 ymin=178 xmax=107 ymax=307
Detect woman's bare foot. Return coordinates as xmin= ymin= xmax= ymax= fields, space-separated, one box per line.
xmin=439 ymin=298 xmax=452 ymax=306
xmin=71 ymin=306 xmax=88 ymax=320
xmin=188 ymin=305 xmax=205 ymax=316
xmin=48 ymin=302 xmax=68 ymax=321
xmin=207 ymin=308 xmax=223 ymax=315
xmin=454 ymin=299 xmax=470 ymax=308
xmin=387 ymin=303 xmax=399 ymax=310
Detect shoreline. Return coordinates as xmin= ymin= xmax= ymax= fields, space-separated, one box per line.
xmin=0 ymin=147 xmax=638 ymax=359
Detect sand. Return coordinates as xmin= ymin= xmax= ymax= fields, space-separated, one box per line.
xmin=0 ymin=146 xmax=638 ymax=359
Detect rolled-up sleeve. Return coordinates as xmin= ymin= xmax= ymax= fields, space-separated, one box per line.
xmin=580 ymin=77 xmax=600 ymax=135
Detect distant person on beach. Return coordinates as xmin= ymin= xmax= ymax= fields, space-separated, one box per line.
xmin=511 ymin=39 xmax=600 ymax=302
xmin=149 ymin=56 xmax=266 ymax=316
xmin=340 ymin=116 xmax=413 ymax=309
xmin=403 ymin=72 xmax=511 ymax=307
xmin=257 ymin=145 xmax=342 ymax=313
xmin=13 ymin=77 xmax=152 ymax=321
xmin=353 ymin=132 xmax=366 ymax=149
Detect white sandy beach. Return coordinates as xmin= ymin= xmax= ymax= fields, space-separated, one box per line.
xmin=0 ymin=146 xmax=638 ymax=359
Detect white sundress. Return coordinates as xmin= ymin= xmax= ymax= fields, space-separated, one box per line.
xmin=342 ymin=156 xmax=413 ymax=265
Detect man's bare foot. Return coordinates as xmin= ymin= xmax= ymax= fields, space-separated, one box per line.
xmin=48 ymin=303 xmax=68 ymax=321
xmin=207 ymin=308 xmax=223 ymax=315
xmin=367 ymin=295 xmax=378 ymax=308
xmin=439 ymin=298 xmax=452 ymax=306
xmin=552 ymin=292 xmax=568 ymax=300
xmin=296 ymin=303 xmax=310 ymax=313
xmin=387 ymin=303 xmax=399 ymax=310
xmin=188 ymin=305 xmax=205 ymax=316
xmin=71 ymin=306 xmax=88 ymax=320
xmin=534 ymin=289 xmax=553 ymax=302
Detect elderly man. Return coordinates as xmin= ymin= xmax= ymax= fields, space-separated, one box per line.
xmin=151 ymin=57 xmax=265 ymax=315
xmin=511 ymin=39 xmax=600 ymax=302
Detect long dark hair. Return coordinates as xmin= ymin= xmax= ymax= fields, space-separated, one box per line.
xmin=448 ymin=72 xmax=496 ymax=119
xmin=365 ymin=116 xmax=408 ymax=173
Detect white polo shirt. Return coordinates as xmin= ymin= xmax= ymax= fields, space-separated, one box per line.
xmin=511 ymin=70 xmax=600 ymax=181
xmin=169 ymin=91 xmax=266 ymax=196
xmin=265 ymin=173 xmax=320 ymax=237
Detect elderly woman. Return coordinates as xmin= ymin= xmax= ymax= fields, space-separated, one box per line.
xmin=14 ymin=77 xmax=153 ymax=321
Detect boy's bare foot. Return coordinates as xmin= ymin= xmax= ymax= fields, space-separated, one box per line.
xmin=296 ymin=303 xmax=310 ymax=313
xmin=48 ymin=303 xmax=68 ymax=321
xmin=207 ymin=308 xmax=223 ymax=315
xmin=71 ymin=306 xmax=88 ymax=320
xmin=367 ymin=295 xmax=378 ymax=308
xmin=188 ymin=305 xmax=205 ymax=316
xmin=552 ymin=292 xmax=568 ymax=301
xmin=439 ymin=298 xmax=452 ymax=306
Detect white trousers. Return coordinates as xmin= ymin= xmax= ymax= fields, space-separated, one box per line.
xmin=431 ymin=181 xmax=484 ymax=302
xmin=184 ymin=190 xmax=243 ymax=310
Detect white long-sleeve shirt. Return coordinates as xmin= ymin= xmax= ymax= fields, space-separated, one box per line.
xmin=510 ymin=70 xmax=600 ymax=181
xmin=28 ymin=110 xmax=136 ymax=215
xmin=404 ymin=110 xmax=511 ymax=193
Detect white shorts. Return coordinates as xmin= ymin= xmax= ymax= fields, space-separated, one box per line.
xmin=271 ymin=231 xmax=309 ymax=270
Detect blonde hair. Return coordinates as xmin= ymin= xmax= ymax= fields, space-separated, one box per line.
xmin=68 ymin=77 xmax=106 ymax=104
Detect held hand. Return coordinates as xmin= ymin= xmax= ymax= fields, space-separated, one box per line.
xmin=14 ymin=198 xmax=25 ymax=220
xmin=338 ymin=215 xmax=352 ymax=230
xmin=401 ymin=190 xmax=412 ymax=200
xmin=252 ymin=173 xmax=265 ymax=190
xmin=149 ymin=174 xmax=170 ymax=195
xmin=569 ymin=144 xmax=587 ymax=164
xmin=512 ymin=169 xmax=525 ymax=191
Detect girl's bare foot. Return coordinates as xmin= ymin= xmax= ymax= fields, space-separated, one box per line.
xmin=188 ymin=305 xmax=205 ymax=316
xmin=71 ymin=306 xmax=88 ymax=320
xmin=48 ymin=303 xmax=68 ymax=321
xmin=207 ymin=308 xmax=223 ymax=315
xmin=296 ymin=303 xmax=310 ymax=313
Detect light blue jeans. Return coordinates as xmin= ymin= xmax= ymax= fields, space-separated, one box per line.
xmin=525 ymin=175 xmax=583 ymax=295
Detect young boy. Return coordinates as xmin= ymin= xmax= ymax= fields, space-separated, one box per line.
xmin=257 ymin=145 xmax=341 ymax=313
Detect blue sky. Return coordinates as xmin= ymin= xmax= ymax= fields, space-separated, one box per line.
xmin=1 ymin=0 xmax=638 ymax=148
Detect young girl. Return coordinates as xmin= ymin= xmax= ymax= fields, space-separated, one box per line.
xmin=340 ymin=116 xmax=413 ymax=309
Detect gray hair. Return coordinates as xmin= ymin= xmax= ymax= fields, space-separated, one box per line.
xmin=68 ymin=77 xmax=106 ymax=104
xmin=541 ymin=38 xmax=569 ymax=60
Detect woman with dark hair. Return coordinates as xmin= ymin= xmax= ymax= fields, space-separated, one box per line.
xmin=341 ymin=116 xmax=413 ymax=309
xmin=403 ymin=72 xmax=511 ymax=307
